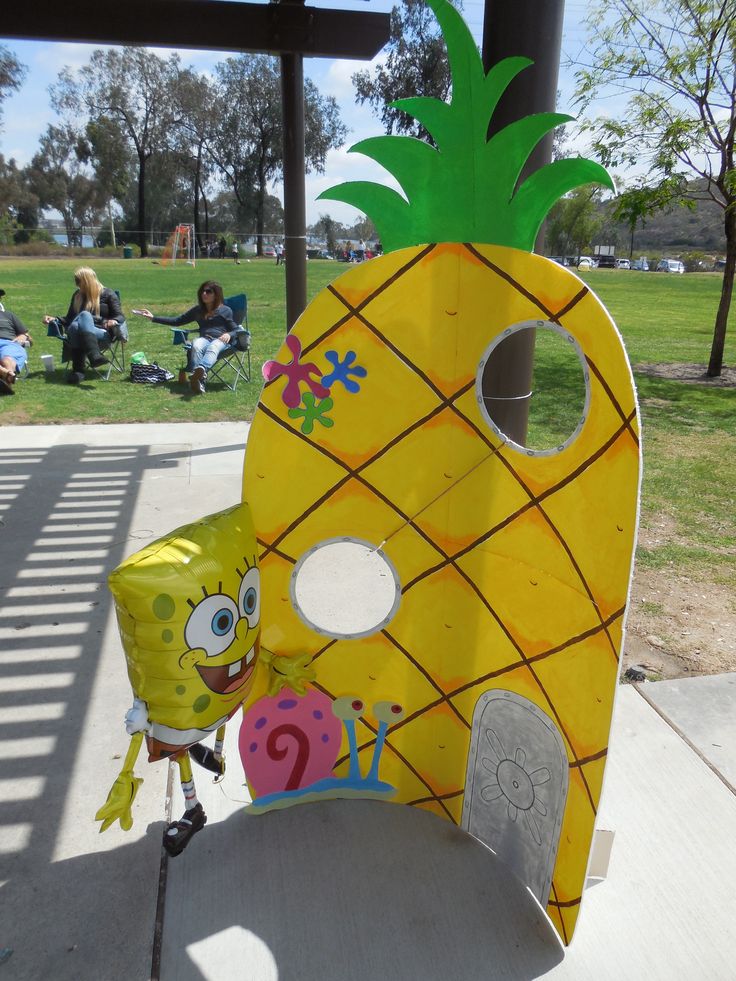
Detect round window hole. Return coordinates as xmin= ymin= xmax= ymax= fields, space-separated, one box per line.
xmin=291 ymin=538 xmax=401 ymax=639
xmin=477 ymin=321 xmax=589 ymax=456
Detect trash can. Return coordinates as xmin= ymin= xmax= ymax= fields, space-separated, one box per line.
xmin=123 ymin=245 xmax=133 ymax=259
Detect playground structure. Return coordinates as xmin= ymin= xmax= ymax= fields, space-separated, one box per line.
xmin=162 ymin=224 xmax=196 ymax=266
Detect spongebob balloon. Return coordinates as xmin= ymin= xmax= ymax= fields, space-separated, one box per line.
xmin=96 ymin=502 xmax=260 ymax=856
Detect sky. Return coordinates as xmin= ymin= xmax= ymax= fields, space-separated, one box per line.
xmin=0 ymin=0 xmax=594 ymax=231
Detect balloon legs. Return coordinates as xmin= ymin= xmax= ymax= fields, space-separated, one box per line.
xmin=162 ymin=725 xmax=228 ymax=857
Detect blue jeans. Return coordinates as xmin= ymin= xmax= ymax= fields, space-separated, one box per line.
xmin=191 ymin=336 xmax=228 ymax=371
xmin=0 ymin=338 xmax=27 ymax=371
xmin=66 ymin=310 xmax=109 ymax=348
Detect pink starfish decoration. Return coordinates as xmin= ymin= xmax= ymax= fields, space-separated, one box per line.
xmin=262 ymin=334 xmax=329 ymax=408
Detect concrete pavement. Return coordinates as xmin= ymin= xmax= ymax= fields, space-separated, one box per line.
xmin=0 ymin=423 xmax=734 ymax=980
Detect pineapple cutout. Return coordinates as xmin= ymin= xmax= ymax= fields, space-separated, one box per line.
xmin=241 ymin=0 xmax=639 ymax=946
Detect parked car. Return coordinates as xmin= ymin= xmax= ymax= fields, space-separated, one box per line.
xmin=262 ymin=245 xmax=277 ymax=258
xmin=596 ymin=254 xmax=616 ymax=269
xmin=577 ymin=256 xmax=593 ymax=269
xmin=617 ymin=258 xmax=631 ymax=269
xmin=631 ymin=257 xmax=650 ymax=271
xmin=657 ymin=258 xmax=685 ymax=274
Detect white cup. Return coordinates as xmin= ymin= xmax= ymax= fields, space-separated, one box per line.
xmin=41 ymin=354 xmax=55 ymax=374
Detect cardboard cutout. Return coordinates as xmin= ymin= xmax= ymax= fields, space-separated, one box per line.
xmin=240 ymin=0 xmax=640 ymax=945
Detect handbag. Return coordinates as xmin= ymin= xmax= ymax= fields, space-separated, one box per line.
xmin=130 ymin=362 xmax=174 ymax=384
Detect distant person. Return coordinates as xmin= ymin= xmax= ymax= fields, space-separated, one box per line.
xmin=358 ymin=238 xmax=366 ymax=261
xmin=43 ymin=267 xmax=126 ymax=385
xmin=218 ymin=237 xmax=226 ymax=259
xmin=232 ymin=241 xmax=240 ymax=264
xmin=0 ymin=289 xmax=32 ymax=395
xmin=135 ymin=280 xmax=238 ymax=396
xmin=275 ymin=241 xmax=284 ymax=265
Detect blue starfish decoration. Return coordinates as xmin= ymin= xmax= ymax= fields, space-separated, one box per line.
xmin=321 ymin=350 xmax=367 ymax=393
xmin=288 ymin=393 xmax=334 ymax=435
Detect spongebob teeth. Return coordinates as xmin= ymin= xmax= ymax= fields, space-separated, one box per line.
xmin=245 ymin=648 xmax=255 ymax=666
xmin=228 ymin=660 xmax=242 ymax=678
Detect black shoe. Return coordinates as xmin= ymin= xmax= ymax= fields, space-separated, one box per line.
xmin=89 ymin=353 xmax=110 ymax=368
xmin=66 ymin=371 xmax=85 ymax=385
xmin=189 ymin=742 xmax=226 ymax=777
xmin=162 ymin=802 xmax=207 ymax=857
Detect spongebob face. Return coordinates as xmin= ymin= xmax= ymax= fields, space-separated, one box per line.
xmin=178 ymin=567 xmax=260 ymax=707
xmin=109 ymin=502 xmax=261 ymax=751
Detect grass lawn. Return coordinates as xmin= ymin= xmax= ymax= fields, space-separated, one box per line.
xmin=1 ymin=258 xmax=734 ymax=587
xmin=0 ymin=256 xmax=341 ymax=424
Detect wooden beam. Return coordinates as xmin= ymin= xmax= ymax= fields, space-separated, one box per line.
xmin=4 ymin=0 xmax=390 ymax=60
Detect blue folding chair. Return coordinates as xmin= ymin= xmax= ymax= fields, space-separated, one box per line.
xmin=171 ymin=293 xmax=251 ymax=391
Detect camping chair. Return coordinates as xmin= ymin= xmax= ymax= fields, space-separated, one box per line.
xmin=171 ymin=293 xmax=251 ymax=391
xmin=46 ymin=290 xmax=128 ymax=381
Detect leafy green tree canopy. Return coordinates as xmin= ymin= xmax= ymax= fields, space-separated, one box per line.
xmin=574 ymin=0 xmax=736 ymax=376
xmin=0 ymin=46 xmax=26 ymax=130
xmin=352 ymin=0 xmax=455 ymax=139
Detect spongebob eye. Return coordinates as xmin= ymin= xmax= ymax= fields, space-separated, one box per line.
xmin=373 ymin=701 xmax=405 ymax=724
xmin=185 ymin=594 xmax=239 ymax=657
xmin=212 ymin=608 xmax=234 ymax=636
xmin=332 ymin=696 xmax=364 ymax=721
xmin=238 ymin=568 xmax=260 ymax=627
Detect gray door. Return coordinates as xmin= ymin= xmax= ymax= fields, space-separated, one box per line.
xmin=462 ymin=689 xmax=568 ymax=906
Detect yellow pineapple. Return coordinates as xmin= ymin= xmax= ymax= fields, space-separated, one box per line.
xmin=242 ymin=0 xmax=639 ymax=945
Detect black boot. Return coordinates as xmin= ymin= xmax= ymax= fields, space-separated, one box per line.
xmin=82 ymin=332 xmax=109 ymax=368
xmin=67 ymin=350 xmax=86 ymax=384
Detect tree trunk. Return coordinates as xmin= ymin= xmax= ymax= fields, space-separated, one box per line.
xmin=255 ymin=164 xmax=266 ymax=258
xmin=708 ymin=207 xmax=736 ymax=376
xmin=193 ymin=174 xmax=201 ymax=251
xmin=62 ymin=210 xmax=75 ymax=247
xmin=137 ymin=153 xmax=148 ymax=258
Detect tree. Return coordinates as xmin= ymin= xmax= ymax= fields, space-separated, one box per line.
xmin=208 ymin=54 xmax=346 ymax=255
xmin=547 ymin=186 xmax=603 ymax=257
xmin=0 ymin=155 xmax=38 ymax=243
xmin=352 ymin=0 xmax=455 ymax=138
xmin=574 ymin=0 xmax=736 ymax=376
xmin=610 ymin=176 xmax=691 ymax=258
xmin=0 ymin=46 xmax=26 ymax=129
xmin=52 ymin=47 xmax=182 ymax=257
xmin=171 ymin=68 xmax=219 ymax=246
xmin=28 ymin=125 xmax=104 ymax=245
xmin=313 ymin=213 xmax=343 ymax=254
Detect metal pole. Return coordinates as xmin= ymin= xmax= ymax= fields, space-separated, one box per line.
xmin=481 ymin=0 xmax=565 ymax=445
xmin=281 ymin=51 xmax=307 ymax=331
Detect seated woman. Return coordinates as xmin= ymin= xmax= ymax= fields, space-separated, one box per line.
xmin=135 ymin=281 xmax=237 ymax=395
xmin=0 ymin=293 xmax=32 ymax=395
xmin=43 ymin=267 xmax=126 ymax=384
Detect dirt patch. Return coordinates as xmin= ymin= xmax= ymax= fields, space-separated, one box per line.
xmin=636 ymin=361 xmax=736 ymax=387
xmin=0 ymin=404 xmax=34 ymax=424
xmin=623 ymin=516 xmax=736 ymax=680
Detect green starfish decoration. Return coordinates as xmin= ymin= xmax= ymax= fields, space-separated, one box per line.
xmin=288 ymin=393 xmax=335 ymax=435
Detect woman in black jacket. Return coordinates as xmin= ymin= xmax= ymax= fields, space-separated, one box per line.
xmin=136 ymin=280 xmax=237 ymax=395
xmin=43 ymin=266 xmax=126 ymax=384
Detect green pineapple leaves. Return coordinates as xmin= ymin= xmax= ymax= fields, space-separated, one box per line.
xmin=319 ymin=0 xmax=613 ymax=252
